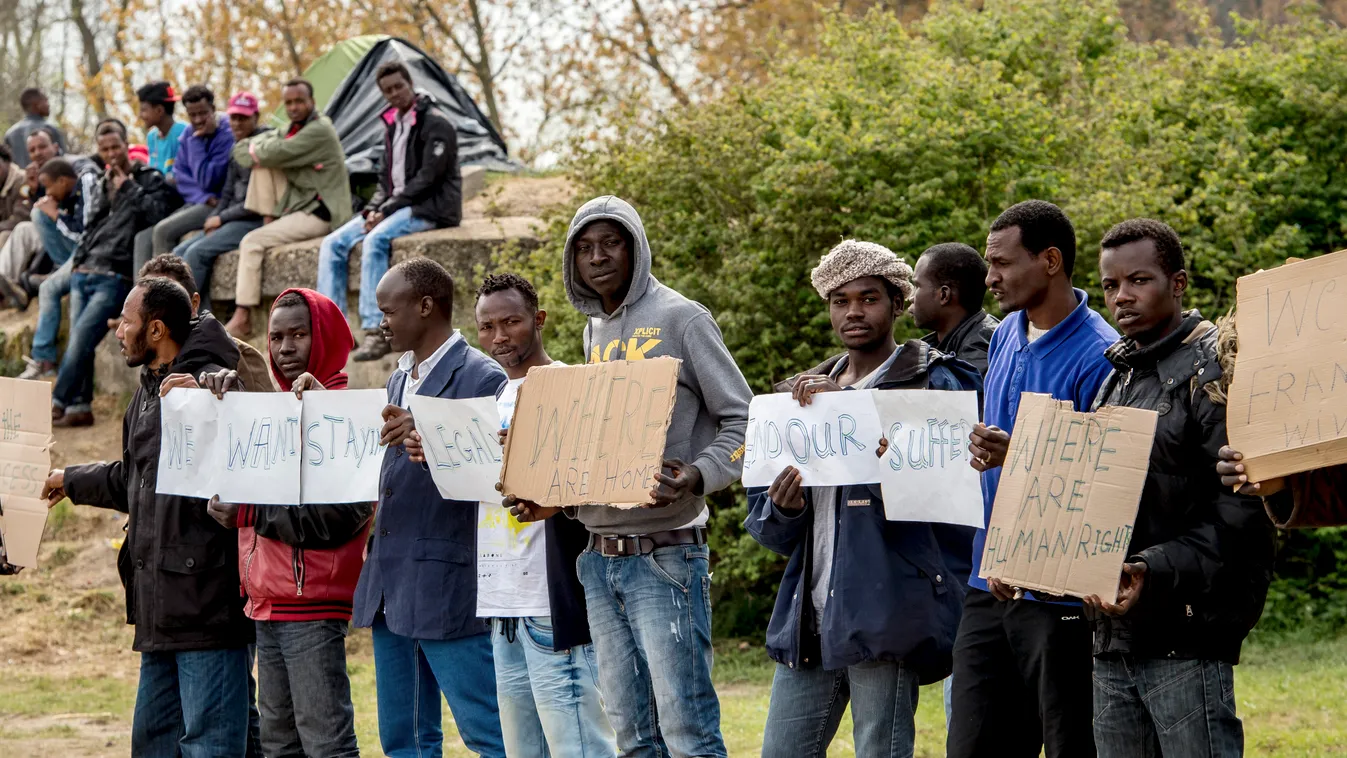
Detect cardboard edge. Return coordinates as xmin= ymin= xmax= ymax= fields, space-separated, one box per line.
xmin=1240 ymin=438 xmax=1347 ymax=483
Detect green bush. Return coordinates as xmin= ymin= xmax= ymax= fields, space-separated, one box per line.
xmin=499 ymin=0 xmax=1347 ymax=637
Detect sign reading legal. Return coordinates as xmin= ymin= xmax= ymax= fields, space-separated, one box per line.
xmin=979 ymin=393 xmax=1157 ymax=602
xmin=499 ymin=358 xmax=680 ymax=507
xmin=407 ymin=395 xmax=504 ymax=502
xmin=742 ymin=389 xmax=983 ymax=527
xmin=1227 ymin=248 xmax=1347 ymax=481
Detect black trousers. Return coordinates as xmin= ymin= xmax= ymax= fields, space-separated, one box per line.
xmin=947 ymin=587 xmax=1097 ymax=758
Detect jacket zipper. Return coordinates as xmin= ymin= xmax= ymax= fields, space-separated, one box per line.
xmin=242 ymin=531 xmax=258 ymax=613
xmin=293 ymin=546 xmax=305 ymax=597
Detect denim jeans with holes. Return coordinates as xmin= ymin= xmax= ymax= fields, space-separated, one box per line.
xmin=1093 ymin=654 xmax=1243 ymax=758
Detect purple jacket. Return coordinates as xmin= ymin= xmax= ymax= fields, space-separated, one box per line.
xmin=174 ymin=116 xmax=235 ymax=205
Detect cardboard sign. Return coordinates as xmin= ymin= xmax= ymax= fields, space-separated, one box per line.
xmin=1226 ymin=249 xmax=1347 ymax=481
xmin=742 ymin=389 xmax=983 ymax=527
xmin=408 ymin=395 xmax=504 ymax=502
xmin=499 ymin=359 xmax=680 ymax=507
xmin=979 ymin=393 xmax=1157 ymax=602
xmin=0 ymin=379 xmax=53 ymax=567
xmin=158 ymin=388 xmax=386 ymax=504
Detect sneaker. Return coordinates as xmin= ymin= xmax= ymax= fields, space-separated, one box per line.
xmin=0 ymin=275 xmax=30 ymax=309
xmin=19 ymin=356 xmax=57 ymax=381
xmin=351 ymin=331 xmax=392 ymax=362
xmin=53 ymin=410 xmax=94 ymax=427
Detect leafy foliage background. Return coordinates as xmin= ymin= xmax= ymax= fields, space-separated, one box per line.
xmin=499 ymin=0 xmax=1347 ymax=636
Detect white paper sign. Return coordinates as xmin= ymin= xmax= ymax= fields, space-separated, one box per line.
xmin=874 ymin=390 xmax=983 ymax=527
xmin=742 ymin=389 xmax=983 ymax=527
xmin=300 ymin=389 xmax=388 ymax=503
xmin=158 ymin=388 xmax=386 ymax=505
xmin=408 ymin=395 xmax=504 ymax=502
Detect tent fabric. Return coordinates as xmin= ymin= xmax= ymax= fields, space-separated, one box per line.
xmin=270 ymin=36 xmax=512 ymax=173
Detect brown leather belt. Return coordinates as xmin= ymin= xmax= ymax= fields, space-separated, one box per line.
xmin=589 ymin=527 xmax=707 ymax=557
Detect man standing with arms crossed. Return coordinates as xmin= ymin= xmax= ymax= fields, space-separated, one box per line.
xmin=509 ymin=196 xmax=752 ymax=757
xmin=948 ymin=200 xmax=1117 ymax=758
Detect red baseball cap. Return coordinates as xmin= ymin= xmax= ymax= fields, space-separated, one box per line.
xmin=226 ymin=91 xmax=260 ymax=117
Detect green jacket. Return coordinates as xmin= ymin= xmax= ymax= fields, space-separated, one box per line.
xmin=232 ymin=113 xmax=352 ymax=227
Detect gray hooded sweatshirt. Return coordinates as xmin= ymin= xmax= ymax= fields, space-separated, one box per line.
xmin=563 ymin=196 xmax=752 ymax=535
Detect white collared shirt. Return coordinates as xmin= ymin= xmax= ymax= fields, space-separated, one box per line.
xmin=396 ymin=330 xmax=464 ymax=407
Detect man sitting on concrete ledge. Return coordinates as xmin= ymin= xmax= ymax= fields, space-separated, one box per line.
xmin=317 ymin=61 xmax=461 ymax=362
xmin=226 ymin=78 xmax=350 ymax=340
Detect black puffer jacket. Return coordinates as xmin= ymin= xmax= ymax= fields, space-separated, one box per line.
xmin=368 ymin=93 xmax=461 ymax=227
xmin=213 ymin=125 xmax=273 ymax=226
xmin=1090 ymin=311 xmax=1274 ymax=664
xmin=71 ymin=162 xmax=180 ymax=278
xmin=64 ymin=317 xmax=251 ymax=653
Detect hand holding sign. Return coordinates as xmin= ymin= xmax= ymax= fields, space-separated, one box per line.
xmin=381 ymin=404 xmax=415 ymax=447
xmin=969 ymin=423 xmax=1010 ymax=472
xmin=160 ymin=373 xmax=200 ymax=397
xmin=200 ymin=368 xmax=243 ymax=399
xmin=207 ymin=495 xmax=240 ymax=529
xmin=1083 ymin=561 xmax=1148 ymax=616
xmin=1216 ymin=445 xmax=1284 ymax=496
xmin=41 ymin=469 xmax=64 ymax=505
xmin=650 ymin=459 xmax=701 ymax=508
xmin=767 ymin=466 xmax=805 ymax=511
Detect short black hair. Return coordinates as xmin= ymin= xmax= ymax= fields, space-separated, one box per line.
xmin=135 ymin=81 xmax=176 ymax=115
xmin=273 ymin=291 xmax=308 ymax=311
xmin=19 ymin=88 xmax=44 ymax=111
xmin=0 ymin=144 xmax=12 ymax=164
xmin=181 ymin=85 xmax=214 ymax=106
xmin=25 ymin=127 xmax=55 ymax=146
xmin=95 ymin=118 xmax=127 ymax=141
xmin=139 ymin=254 xmax=198 ymax=296
xmin=376 ymin=61 xmax=413 ymax=86
xmin=990 ymin=200 xmax=1077 ymax=276
xmin=476 ymin=273 xmax=539 ymax=312
xmin=37 ymin=157 xmax=76 ymax=181
xmin=1100 ymin=218 xmax=1186 ymax=276
xmin=283 ymin=78 xmax=315 ymax=98
xmin=136 ymin=277 xmax=194 ymax=345
xmin=394 ymin=258 xmax=454 ymax=317
xmin=919 ymin=242 xmax=989 ymax=313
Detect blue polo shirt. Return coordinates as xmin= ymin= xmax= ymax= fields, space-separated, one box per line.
xmin=968 ymin=288 xmax=1118 ymax=597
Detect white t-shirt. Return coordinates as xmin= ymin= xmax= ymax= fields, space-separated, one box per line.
xmin=476 ymin=366 xmax=559 ymax=618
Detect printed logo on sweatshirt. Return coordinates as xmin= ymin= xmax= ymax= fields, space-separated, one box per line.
xmin=590 ymin=337 xmax=663 ymax=362
xmin=846 ymin=498 xmax=871 ymax=507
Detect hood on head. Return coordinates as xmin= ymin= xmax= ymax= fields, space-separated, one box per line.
xmin=173 ymin=313 xmax=241 ymax=377
xmin=562 ymin=195 xmax=653 ymax=319
xmin=267 ymin=288 xmax=355 ymax=392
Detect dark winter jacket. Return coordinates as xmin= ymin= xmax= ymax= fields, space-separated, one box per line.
xmin=368 ymin=94 xmax=461 ymax=227
xmin=71 ymin=162 xmax=180 ymax=278
xmin=64 ymin=317 xmax=250 ymax=653
xmin=0 ymin=163 xmax=29 ymax=233
xmin=923 ymin=309 xmax=1000 ymax=377
xmin=1090 ymin=312 xmax=1274 ymax=664
xmin=213 ymin=125 xmax=272 ymax=226
xmin=745 ymin=340 xmax=981 ymax=683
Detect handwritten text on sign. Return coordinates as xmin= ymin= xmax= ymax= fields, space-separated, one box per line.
xmin=979 ymin=393 xmax=1156 ymax=602
xmin=0 ymin=378 xmax=53 ymax=567
xmin=158 ymin=388 xmax=387 ymax=504
xmin=407 ymin=395 xmax=503 ymax=502
xmin=1227 ymin=249 xmax=1347 ymax=481
xmin=742 ymin=389 xmax=983 ymax=527
xmin=500 ymin=358 xmax=680 ymax=507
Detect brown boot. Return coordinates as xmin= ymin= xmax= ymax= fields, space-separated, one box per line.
xmin=53 ymin=410 xmax=94 ymax=427
xmin=225 ymin=306 xmax=252 ymax=340
xmin=351 ymin=330 xmax=392 ymax=362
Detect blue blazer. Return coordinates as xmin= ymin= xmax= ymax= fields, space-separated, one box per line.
xmin=352 ymin=337 xmax=507 ymax=640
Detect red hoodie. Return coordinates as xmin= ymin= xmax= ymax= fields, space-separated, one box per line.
xmin=235 ymin=289 xmax=373 ymax=622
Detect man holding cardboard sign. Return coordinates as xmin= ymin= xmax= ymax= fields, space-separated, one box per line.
xmin=506 ymin=196 xmax=751 ymax=757
xmin=950 ymin=201 xmax=1119 ymax=758
xmin=1080 ymin=219 xmax=1274 ymax=757
xmin=744 ymin=240 xmax=981 ymax=758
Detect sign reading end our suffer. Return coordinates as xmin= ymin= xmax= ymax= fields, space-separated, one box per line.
xmin=500 ymin=358 xmax=680 ymax=507
xmin=979 ymin=393 xmax=1157 ymax=602
xmin=1227 ymin=249 xmax=1347 ymax=481
xmin=0 ymin=378 xmax=53 ymax=568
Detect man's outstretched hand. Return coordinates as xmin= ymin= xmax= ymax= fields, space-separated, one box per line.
xmin=41 ymin=469 xmax=65 ymax=506
xmin=650 ymin=459 xmax=702 ymax=508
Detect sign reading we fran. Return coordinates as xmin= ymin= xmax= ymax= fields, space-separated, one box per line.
xmin=500 ymin=358 xmax=680 ymax=508
xmin=979 ymin=393 xmax=1156 ymax=602
xmin=1227 ymin=249 xmax=1347 ymax=481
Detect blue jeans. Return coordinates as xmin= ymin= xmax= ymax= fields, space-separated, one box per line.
xmin=492 ymin=616 xmax=616 ymax=758
xmin=175 ymin=218 xmax=263 ymax=315
xmin=31 ymin=257 xmax=72 ymax=364
xmin=256 ymin=619 xmax=359 ymax=758
xmin=132 ymin=647 xmax=252 ymax=758
xmin=52 ymin=271 xmax=129 ymax=412
xmin=370 ymin=613 xmax=506 ymax=758
xmin=31 ymin=208 xmax=79 ymax=266
xmin=761 ymin=660 xmax=920 ymax=758
xmin=577 ymin=544 xmax=726 ymax=758
xmin=1093 ymin=655 xmax=1243 ymax=758
xmin=316 ymin=208 xmax=435 ymax=330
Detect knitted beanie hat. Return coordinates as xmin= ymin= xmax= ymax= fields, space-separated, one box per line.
xmin=810 ymin=239 xmax=915 ymax=306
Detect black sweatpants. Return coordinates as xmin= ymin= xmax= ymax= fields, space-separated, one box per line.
xmin=947 ymin=587 xmax=1097 ymax=758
